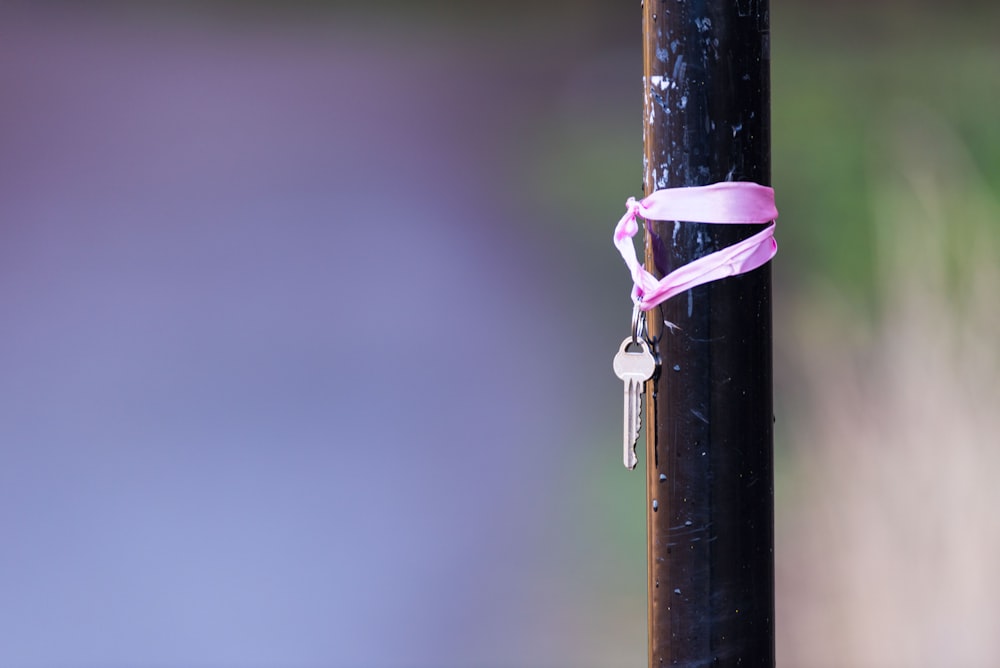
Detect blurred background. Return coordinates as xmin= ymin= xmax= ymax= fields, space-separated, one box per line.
xmin=1 ymin=1 xmax=998 ymax=666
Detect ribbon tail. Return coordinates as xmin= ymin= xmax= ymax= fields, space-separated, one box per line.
xmin=638 ymin=224 xmax=776 ymax=309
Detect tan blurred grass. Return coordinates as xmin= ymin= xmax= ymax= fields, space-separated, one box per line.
xmin=776 ymin=107 xmax=1000 ymax=667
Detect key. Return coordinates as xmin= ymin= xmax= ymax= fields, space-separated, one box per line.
xmin=613 ymin=337 xmax=657 ymax=470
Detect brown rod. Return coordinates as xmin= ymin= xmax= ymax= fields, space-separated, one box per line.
xmin=641 ymin=1 xmax=775 ymax=666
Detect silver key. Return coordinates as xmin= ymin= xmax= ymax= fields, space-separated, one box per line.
xmin=613 ymin=337 xmax=657 ymax=470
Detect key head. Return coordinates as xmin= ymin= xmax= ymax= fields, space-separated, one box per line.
xmin=613 ymin=337 xmax=657 ymax=381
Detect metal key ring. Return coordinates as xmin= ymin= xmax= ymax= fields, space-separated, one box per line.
xmin=631 ymin=302 xmax=645 ymax=346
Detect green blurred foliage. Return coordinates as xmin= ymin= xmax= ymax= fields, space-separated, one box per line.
xmin=772 ymin=3 xmax=1000 ymax=313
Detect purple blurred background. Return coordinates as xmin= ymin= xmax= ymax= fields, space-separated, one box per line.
xmin=1 ymin=4 xmax=644 ymax=666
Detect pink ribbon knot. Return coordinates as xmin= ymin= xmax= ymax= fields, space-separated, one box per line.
xmin=613 ymin=182 xmax=778 ymax=311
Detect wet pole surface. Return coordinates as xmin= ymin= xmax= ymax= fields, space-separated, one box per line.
xmin=641 ymin=1 xmax=775 ymax=666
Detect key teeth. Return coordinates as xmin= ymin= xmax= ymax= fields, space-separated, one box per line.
xmin=634 ymin=383 xmax=642 ymax=445
xmin=629 ymin=379 xmax=642 ymax=469
xmin=625 ymin=443 xmax=638 ymax=470
xmin=632 ymin=408 xmax=641 ymax=468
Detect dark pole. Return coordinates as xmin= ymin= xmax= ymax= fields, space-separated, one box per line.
xmin=641 ymin=1 xmax=775 ymax=666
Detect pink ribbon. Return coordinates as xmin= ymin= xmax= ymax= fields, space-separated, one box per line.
xmin=613 ymin=182 xmax=778 ymax=311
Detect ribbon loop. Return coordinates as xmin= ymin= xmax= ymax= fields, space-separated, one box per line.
xmin=613 ymin=182 xmax=778 ymax=311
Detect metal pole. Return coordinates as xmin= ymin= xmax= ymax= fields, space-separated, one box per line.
xmin=641 ymin=1 xmax=775 ymax=666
